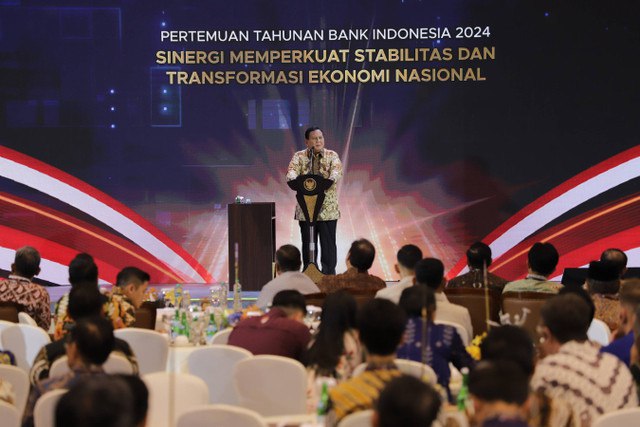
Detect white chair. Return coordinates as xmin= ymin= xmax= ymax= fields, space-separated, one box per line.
xmin=233 ymin=355 xmax=307 ymax=417
xmin=210 ymin=328 xmax=233 ymax=345
xmin=338 ymin=409 xmax=374 ymax=427
xmin=143 ymin=372 xmax=209 ymax=427
xmin=177 ymin=404 xmax=267 ymax=427
xmin=18 ymin=312 xmax=38 ymax=327
xmin=0 ymin=400 xmax=20 ymax=427
xmin=187 ymin=345 xmax=252 ymax=404
xmin=0 ymin=364 xmax=29 ymax=415
xmin=114 ymin=328 xmax=169 ymax=375
xmin=588 ymin=318 xmax=611 ymax=346
xmin=593 ymin=407 xmax=640 ymax=427
xmin=0 ymin=324 xmax=51 ymax=372
xmin=435 ymin=320 xmax=470 ymax=346
xmin=0 ymin=320 xmax=16 ymax=335
xmin=353 ymin=360 xmax=438 ymax=385
xmin=33 ymin=388 xmax=66 ymax=427
xmin=49 ymin=353 xmax=134 ymax=378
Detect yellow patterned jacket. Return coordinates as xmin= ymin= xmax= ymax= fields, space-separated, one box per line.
xmin=286 ymin=148 xmax=343 ymax=221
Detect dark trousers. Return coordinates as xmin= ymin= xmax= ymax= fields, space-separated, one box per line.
xmin=299 ymin=220 xmax=337 ymax=275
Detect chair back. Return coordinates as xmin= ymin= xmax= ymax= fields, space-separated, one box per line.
xmin=435 ymin=320 xmax=470 ymax=346
xmin=444 ymin=287 xmax=500 ymax=336
xmin=0 ymin=324 xmax=51 ymax=372
xmin=0 ymin=320 xmax=16 ymax=336
xmin=18 ymin=312 xmax=38 ymax=327
xmin=0 ymin=400 xmax=19 ymax=427
xmin=394 ymin=359 xmax=438 ymax=384
xmin=177 ymin=404 xmax=267 ymax=427
xmin=592 ymin=407 xmax=640 ymax=427
xmin=187 ymin=345 xmax=252 ymax=404
xmin=33 ymin=388 xmax=66 ymax=427
xmin=0 ymin=364 xmax=29 ymax=415
xmin=50 ymin=353 xmax=134 ymax=378
xmin=133 ymin=301 xmax=158 ymax=330
xmin=114 ymin=328 xmax=169 ymax=375
xmin=588 ymin=318 xmax=611 ymax=346
xmin=344 ymin=288 xmax=377 ymax=309
xmin=233 ymin=355 xmax=307 ymax=417
xmin=0 ymin=302 xmax=19 ymax=323
xmin=338 ymin=409 xmax=374 ymax=427
xmin=501 ymin=292 xmax=553 ymax=340
xmin=304 ymin=292 xmax=326 ymax=308
xmin=210 ymin=328 xmax=233 ymax=345
xmin=143 ymin=372 xmax=209 ymax=427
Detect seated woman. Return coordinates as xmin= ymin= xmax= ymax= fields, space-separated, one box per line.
xmin=397 ymin=285 xmax=474 ymax=402
xmin=304 ymin=291 xmax=363 ymax=411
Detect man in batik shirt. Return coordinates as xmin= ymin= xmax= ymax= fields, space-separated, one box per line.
xmin=286 ymin=126 xmax=343 ymax=275
xmin=105 ymin=266 xmax=149 ymax=329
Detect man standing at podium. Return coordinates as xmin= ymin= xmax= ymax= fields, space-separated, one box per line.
xmin=286 ymin=126 xmax=343 ymax=275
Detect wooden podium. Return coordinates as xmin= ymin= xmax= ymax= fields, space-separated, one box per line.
xmin=228 ymin=202 xmax=276 ymax=291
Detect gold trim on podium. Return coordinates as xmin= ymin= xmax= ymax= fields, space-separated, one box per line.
xmin=303 ymin=194 xmax=318 ymax=222
xmin=303 ymin=263 xmax=324 ymax=284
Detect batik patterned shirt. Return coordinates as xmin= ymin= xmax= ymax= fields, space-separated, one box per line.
xmin=286 ymin=148 xmax=343 ymax=221
xmin=0 ymin=275 xmax=50 ymax=330
xmin=105 ymin=287 xmax=136 ymax=329
xmin=531 ymin=340 xmax=637 ymax=427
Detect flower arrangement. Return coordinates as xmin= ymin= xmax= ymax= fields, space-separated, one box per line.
xmin=466 ymin=332 xmax=487 ymax=360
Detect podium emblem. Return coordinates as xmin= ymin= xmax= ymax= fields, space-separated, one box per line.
xmin=304 ymin=178 xmax=317 ymax=191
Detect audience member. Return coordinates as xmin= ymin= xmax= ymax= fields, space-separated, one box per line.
xmin=586 ymin=260 xmax=621 ymax=332
xmin=373 ymin=375 xmax=442 ymax=427
xmin=397 ymin=285 xmax=474 ymax=401
xmin=601 ymin=279 xmax=640 ymax=366
xmin=469 ymin=360 xmax=529 ymax=427
xmin=447 ymin=242 xmax=508 ymax=291
xmin=600 ymin=248 xmax=628 ymax=279
xmin=376 ymin=244 xmax=423 ymax=303
xmin=30 ymin=284 xmax=138 ymax=385
xmin=228 ymin=290 xmax=311 ymax=361
xmin=55 ymin=376 xmax=136 ymax=427
xmin=0 ymin=246 xmax=50 ymax=330
xmin=305 ymin=290 xmax=362 ymax=380
xmin=480 ymin=325 xmax=535 ymax=377
xmin=22 ymin=315 xmax=116 ymax=427
xmin=502 ymin=242 xmax=561 ymax=294
xmin=106 ymin=266 xmax=150 ymax=329
xmin=630 ymin=305 xmax=640 ymax=399
xmin=318 ymin=239 xmax=385 ymax=293
xmin=531 ymin=293 xmax=637 ymax=427
xmin=54 ymin=253 xmax=101 ymax=339
xmin=256 ymin=244 xmax=320 ymax=308
xmin=416 ymin=258 xmax=473 ymax=342
xmin=328 ymin=299 xmax=406 ymax=424
xmin=114 ymin=374 xmax=149 ymax=427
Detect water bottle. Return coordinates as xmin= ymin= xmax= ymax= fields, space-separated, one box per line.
xmin=316 ymin=381 xmax=330 ymax=425
xmin=457 ymin=367 xmax=470 ymax=412
xmin=205 ymin=313 xmax=218 ymax=344
xmin=233 ymin=281 xmax=242 ymax=312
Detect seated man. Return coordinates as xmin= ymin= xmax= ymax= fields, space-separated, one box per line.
xmin=503 ymin=242 xmax=561 ymax=294
xmin=30 ymin=284 xmax=138 ymax=385
xmin=397 ymin=285 xmax=474 ymax=402
xmin=601 ymin=279 xmax=640 ymax=366
xmin=416 ymin=258 xmax=473 ymax=342
xmin=376 ymin=244 xmax=423 ymax=304
xmin=106 ymin=266 xmax=150 ymax=329
xmin=600 ymin=248 xmax=628 ymax=279
xmin=532 ymin=293 xmax=637 ymax=426
xmin=469 ymin=360 xmax=530 ymax=427
xmin=328 ymin=299 xmax=406 ymax=424
xmin=22 ymin=315 xmax=116 ymax=427
xmin=318 ymin=239 xmax=385 ymax=294
xmin=586 ymin=260 xmax=621 ymax=332
xmin=55 ymin=376 xmax=137 ymax=427
xmin=0 ymin=246 xmax=50 ymax=330
xmin=373 ymin=375 xmax=442 ymax=427
xmin=447 ymin=242 xmax=508 ymax=291
xmin=53 ymin=253 xmax=100 ymax=339
xmin=256 ymin=244 xmax=320 ymax=309
xmin=228 ymin=290 xmax=311 ymax=361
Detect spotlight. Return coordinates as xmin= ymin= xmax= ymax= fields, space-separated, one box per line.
xmin=110 ymin=124 xmax=116 ymax=129
xmin=110 ymin=107 xmax=116 ymax=112
xmin=109 ymin=89 xmax=115 ymax=95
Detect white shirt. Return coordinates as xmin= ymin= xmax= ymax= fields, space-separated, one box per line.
xmin=434 ymin=292 xmax=474 ymax=343
xmin=256 ymin=271 xmax=320 ymax=308
xmin=375 ymin=276 xmax=415 ymax=304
